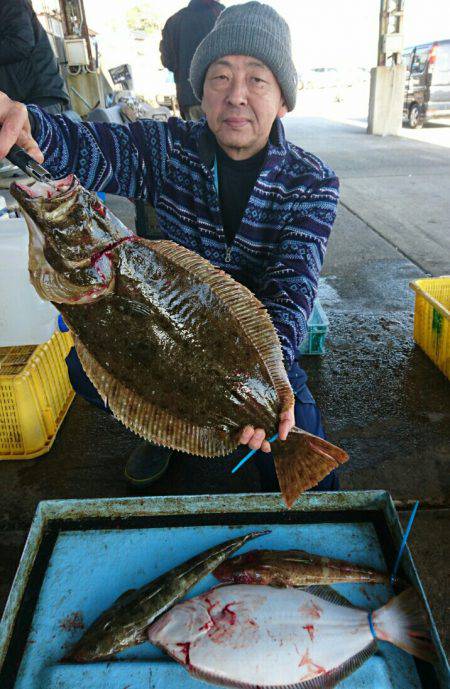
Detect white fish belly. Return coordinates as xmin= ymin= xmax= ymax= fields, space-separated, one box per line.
xmin=148 ymin=585 xmax=373 ymax=687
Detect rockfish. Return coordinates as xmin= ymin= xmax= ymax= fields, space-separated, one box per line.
xmin=11 ymin=176 xmax=348 ymax=508
xmin=148 ymin=585 xmax=435 ymax=688
xmin=65 ymin=530 xmax=266 ymax=663
xmin=214 ymin=549 xmax=391 ymax=587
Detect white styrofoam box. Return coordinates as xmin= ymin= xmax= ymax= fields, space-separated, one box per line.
xmin=0 ymin=218 xmax=58 ymax=346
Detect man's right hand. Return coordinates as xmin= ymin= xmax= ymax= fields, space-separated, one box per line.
xmin=0 ymin=91 xmax=43 ymax=163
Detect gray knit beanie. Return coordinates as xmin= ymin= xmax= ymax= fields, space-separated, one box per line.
xmin=189 ymin=1 xmax=297 ymax=111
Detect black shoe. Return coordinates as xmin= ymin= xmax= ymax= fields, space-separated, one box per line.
xmin=124 ymin=441 xmax=171 ymax=487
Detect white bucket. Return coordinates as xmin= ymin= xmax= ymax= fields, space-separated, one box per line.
xmin=0 ymin=217 xmax=58 ymax=346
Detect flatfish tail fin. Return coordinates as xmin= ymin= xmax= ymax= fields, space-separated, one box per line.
xmin=372 ymin=588 xmax=436 ymax=663
xmin=273 ymin=428 xmax=349 ymax=509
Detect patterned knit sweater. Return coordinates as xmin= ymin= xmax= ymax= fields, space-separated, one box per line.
xmin=28 ymin=107 xmax=339 ymax=370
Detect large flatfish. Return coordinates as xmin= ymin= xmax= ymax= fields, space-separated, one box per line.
xmin=11 ymin=175 xmax=348 ymax=507
xmin=148 ymin=585 xmax=435 ymax=687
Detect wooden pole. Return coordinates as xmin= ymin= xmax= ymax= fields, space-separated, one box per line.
xmin=58 ymin=0 xmax=94 ymax=69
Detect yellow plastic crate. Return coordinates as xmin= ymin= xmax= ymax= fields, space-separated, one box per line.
xmin=410 ymin=276 xmax=450 ymax=380
xmin=0 ymin=330 xmax=75 ymax=459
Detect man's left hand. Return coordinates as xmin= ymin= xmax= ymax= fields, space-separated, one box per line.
xmin=238 ymin=400 xmax=295 ymax=453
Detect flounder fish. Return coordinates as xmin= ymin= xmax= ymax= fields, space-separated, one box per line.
xmin=214 ymin=549 xmax=392 ymax=587
xmin=11 ymin=175 xmax=348 ymax=508
xmin=65 ymin=530 xmax=267 ymax=663
xmin=148 ymin=584 xmax=435 ymax=688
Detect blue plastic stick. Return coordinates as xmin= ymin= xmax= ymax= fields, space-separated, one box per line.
xmin=367 ymin=611 xmax=377 ymax=639
xmin=231 ymin=433 xmax=279 ymax=474
xmin=390 ymin=500 xmax=419 ymax=587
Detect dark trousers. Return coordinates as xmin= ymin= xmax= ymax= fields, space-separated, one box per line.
xmin=252 ymin=360 xmax=339 ymax=491
xmin=65 ymin=348 xmax=338 ymax=491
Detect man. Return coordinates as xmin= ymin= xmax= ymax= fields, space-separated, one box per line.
xmin=0 ymin=2 xmax=339 ymax=492
xmin=0 ymin=0 xmax=69 ymax=114
xmin=160 ymin=0 xmax=223 ymax=120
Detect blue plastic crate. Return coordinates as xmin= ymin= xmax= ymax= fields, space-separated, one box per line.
xmin=298 ymin=298 xmax=329 ymax=355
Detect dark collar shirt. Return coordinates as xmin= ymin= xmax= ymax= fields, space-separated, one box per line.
xmin=215 ymin=140 xmax=268 ymax=247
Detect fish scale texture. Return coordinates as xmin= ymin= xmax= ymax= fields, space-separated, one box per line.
xmin=28 ymin=106 xmax=339 ymax=369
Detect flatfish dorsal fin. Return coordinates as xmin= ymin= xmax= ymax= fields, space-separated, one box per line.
xmin=303 ymin=585 xmax=360 ymax=609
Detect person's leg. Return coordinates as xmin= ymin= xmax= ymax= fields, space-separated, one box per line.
xmin=66 ymin=346 xmax=108 ymax=411
xmin=293 ymin=396 xmax=339 ymax=491
xmin=256 ymin=361 xmax=339 ymax=492
xmin=65 ymin=345 xmax=171 ymax=486
xmin=256 ymin=396 xmax=339 ymax=491
xmin=134 ymin=200 xmax=162 ymax=240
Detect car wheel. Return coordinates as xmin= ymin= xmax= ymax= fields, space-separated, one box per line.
xmin=408 ymin=104 xmax=424 ymax=129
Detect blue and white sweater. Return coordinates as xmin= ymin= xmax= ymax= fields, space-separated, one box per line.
xmin=29 ymin=107 xmax=339 ymax=370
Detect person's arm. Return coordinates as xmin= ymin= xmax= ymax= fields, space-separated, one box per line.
xmin=258 ymin=173 xmax=340 ymax=372
xmin=0 ymin=2 xmax=36 ymax=65
xmin=0 ymin=92 xmax=42 ymax=160
xmin=237 ymin=172 xmax=339 ymax=453
xmin=26 ymin=105 xmax=172 ymax=201
xmin=159 ymin=16 xmax=178 ymax=74
xmin=0 ymin=92 xmax=172 ymax=202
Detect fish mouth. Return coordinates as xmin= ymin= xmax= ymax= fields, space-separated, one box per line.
xmin=11 ymin=174 xmax=76 ymax=202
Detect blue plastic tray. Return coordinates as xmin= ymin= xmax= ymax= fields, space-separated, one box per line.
xmin=0 ymin=492 xmax=448 ymax=689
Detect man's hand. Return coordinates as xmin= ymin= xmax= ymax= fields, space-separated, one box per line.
xmin=0 ymin=90 xmax=43 ymax=162
xmin=238 ymin=399 xmax=296 ymax=453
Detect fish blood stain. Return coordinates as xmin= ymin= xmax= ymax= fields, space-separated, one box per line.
xmin=205 ymin=597 xmax=220 ymax=616
xmin=198 ymin=620 xmax=214 ymax=632
xmin=176 ymin=642 xmax=191 ymax=666
xmin=59 ymin=611 xmax=84 ymax=632
xmin=300 ymin=601 xmax=323 ymax=619
xmin=303 ymin=624 xmax=315 ymax=641
xmin=222 ymin=603 xmax=237 ymax=625
xmin=298 ymin=648 xmax=326 ymax=675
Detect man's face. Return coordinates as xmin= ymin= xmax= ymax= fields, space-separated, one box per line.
xmin=202 ymin=55 xmax=288 ymax=160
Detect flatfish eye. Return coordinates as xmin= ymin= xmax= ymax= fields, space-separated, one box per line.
xmin=92 ymin=199 xmax=106 ymax=218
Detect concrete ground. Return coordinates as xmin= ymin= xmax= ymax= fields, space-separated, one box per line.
xmin=0 ymin=113 xmax=449 ymax=657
